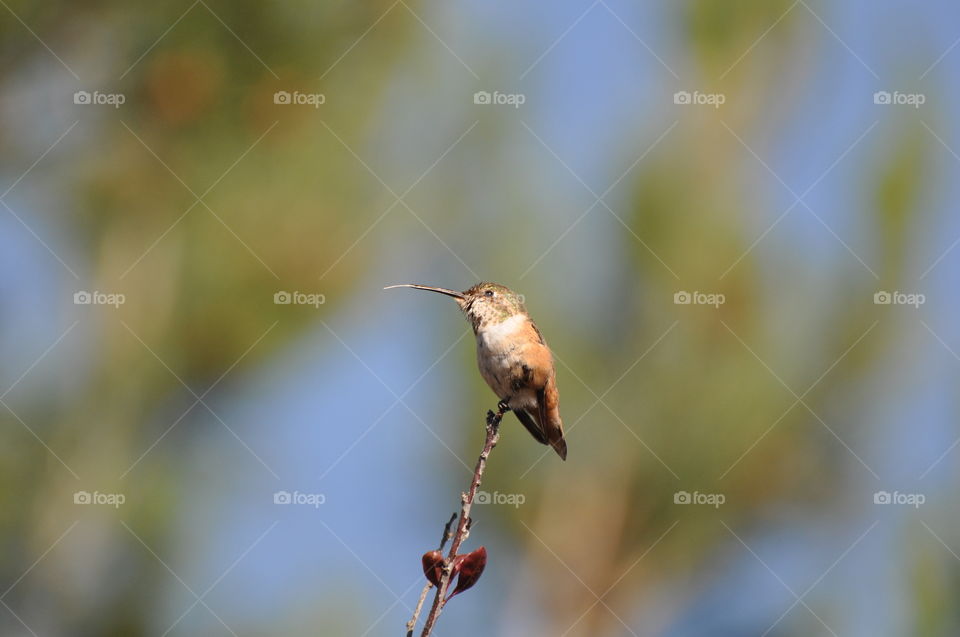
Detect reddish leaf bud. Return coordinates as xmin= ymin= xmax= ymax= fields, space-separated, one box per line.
xmin=446 ymin=546 xmax=487 ymax=600
xmin=422 ymin=550 xmax=444 ymax=587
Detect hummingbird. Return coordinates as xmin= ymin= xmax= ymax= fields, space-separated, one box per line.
xmin=384 ymin=282 xmax=567 ymax=460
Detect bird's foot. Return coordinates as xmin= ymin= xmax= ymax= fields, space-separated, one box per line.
xmin=497 ymin=399 xmax=511 ymax=414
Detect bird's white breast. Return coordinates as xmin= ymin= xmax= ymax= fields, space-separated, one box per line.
xmin=475 ymin=314 xmax=537 ymax=407
xmin=478 ymin=313 xmax=526 ymax=353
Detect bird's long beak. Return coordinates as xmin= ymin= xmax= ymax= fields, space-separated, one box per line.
xmin=383 ymin=284 xmax=465 ymax=300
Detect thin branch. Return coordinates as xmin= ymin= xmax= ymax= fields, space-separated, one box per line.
xmin=416 ymin=403 xmax=506 ymax=636
xmin=406 ymin=513 xmax=457 ymax=636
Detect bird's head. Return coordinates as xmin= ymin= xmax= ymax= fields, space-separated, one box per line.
xmin=383 ymin=282 xmax=526 ymax=331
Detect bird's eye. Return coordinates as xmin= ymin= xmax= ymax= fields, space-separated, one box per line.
xmin=484 ymin=290 xmax=494 ymax=297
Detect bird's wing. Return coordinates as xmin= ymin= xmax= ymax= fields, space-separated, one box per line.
xmin=514 ymin=408 xmax=548 ymax=445
xmin=537 ymin=377 xmax=567 ymax=460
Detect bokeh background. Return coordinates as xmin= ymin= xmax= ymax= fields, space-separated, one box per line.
xmin=1 ymin=1 xmax=959 ymax=635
